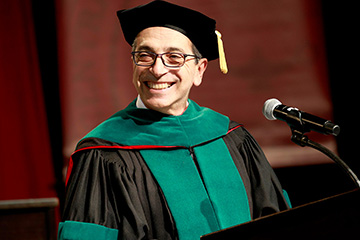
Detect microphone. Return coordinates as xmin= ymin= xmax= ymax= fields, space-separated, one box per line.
xmin=263 ymin=98 xmax=340 ymax=136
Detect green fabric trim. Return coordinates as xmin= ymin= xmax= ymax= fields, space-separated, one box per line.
xmin=58 ymin=221 xmax=118 ymax=240
xmin=141 ymin=149 xmax=219 ymax=239
xmin=282 ymin=189 xmax=292 ymax=208
xmin=82 ymin=99 xmax=229 ymax=147
xmin=194 ymin=139 xmax=251 ymax=228
xmin=140 ymin=139 xmax=251 ymax=240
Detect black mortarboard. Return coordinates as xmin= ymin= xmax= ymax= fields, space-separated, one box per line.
xmin=117 ymin=0 xmax=228 ymax=73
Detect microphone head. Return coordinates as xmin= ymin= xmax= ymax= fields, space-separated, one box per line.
xmin=263 ymin=98 xmax=282 ymax=120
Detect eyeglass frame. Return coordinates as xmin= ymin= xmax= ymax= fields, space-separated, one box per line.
xmin=131 ymin=51 xmax=201 ymax=68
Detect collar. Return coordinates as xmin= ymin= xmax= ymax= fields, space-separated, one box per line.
xmin=82 ymin=99 xmax=229 ymax=148
xmin=136 ymin=95 xmax=190 ymax=110
xmin=136 ymin=95 xmax=147 ymax=109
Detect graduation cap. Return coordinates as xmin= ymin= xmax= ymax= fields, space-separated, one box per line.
xmin=117 ymin=0 xmax=228 ymax=74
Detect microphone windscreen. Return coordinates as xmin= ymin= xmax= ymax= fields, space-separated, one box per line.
xmin=262 ymin=98 xmax=282 ymax=120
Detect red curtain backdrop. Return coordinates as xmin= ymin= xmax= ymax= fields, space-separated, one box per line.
xmin=57 ymin=0 xmax=335 ymax=168
xmin=0 ymin=0 xmax=57 ymax=200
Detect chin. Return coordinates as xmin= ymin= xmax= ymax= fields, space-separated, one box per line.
xmin=145 ymin=100 xmax=171 ymax=110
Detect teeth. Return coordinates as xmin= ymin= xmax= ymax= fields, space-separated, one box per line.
xmin=147 ymin=82 xmax=173 ymax=90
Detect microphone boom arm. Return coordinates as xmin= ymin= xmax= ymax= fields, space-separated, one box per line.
xmin=291 ymin=129 xmax=360 ymax=188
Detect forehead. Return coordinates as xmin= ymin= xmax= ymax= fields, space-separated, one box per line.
xmin=134 ymin=27 xmax=193 ymax=52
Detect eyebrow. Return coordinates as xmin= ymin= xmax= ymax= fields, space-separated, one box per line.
xmin=166 ymin=47 xmax=186 ymax=53
xmin=136 ymin=45 xmax=186 ymax=53
xmin=136 ymin=45 xmax=153 ymax=52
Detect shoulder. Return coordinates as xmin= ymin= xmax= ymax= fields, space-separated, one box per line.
xmin=225 ymin=120 xmax=256 ymax=148
xmin=76 ymin=137 xmax=121 ymax=150
xmin=66 ymin=137 xmax=148 ymax=186
xmin=224 ymin=120 xmax=269 ymax=172
xmin=71 ymin=137 xmax=145 ymax=175
xmin=73 ymin=138 xmax=126 ymax=164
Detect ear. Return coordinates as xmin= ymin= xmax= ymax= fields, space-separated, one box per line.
xmin=194 ymin=58 xmax=208 ymax=87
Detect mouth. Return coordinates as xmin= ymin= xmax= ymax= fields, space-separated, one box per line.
xmin=145 ymin=81 xmax=175 ymax=90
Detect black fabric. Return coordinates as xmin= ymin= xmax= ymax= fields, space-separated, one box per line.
xmin=62 ymin=122 xmax=289 ymax=239
xmin=225 ymin=121 xmax=289 ymax=218
xmin=64 ymin=143 xmax=177 ymax=239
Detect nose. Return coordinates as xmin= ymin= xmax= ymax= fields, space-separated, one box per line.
xmin=149 ymin=55 xmax=168 ymax=78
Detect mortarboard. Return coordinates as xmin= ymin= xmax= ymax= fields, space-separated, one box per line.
xmin=117 ymin=0 xmax=228 ymax=74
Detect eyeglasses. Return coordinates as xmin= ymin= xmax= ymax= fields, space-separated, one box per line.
xmin=131 ymin=51 xmax=200 ymax=68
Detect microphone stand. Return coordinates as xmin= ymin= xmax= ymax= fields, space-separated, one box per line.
xmin=291 ymin=129 xmax=360 ymax=188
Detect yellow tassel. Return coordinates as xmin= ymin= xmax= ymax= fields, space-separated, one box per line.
xmin=215 ymin=30 xmax=228 ymax=74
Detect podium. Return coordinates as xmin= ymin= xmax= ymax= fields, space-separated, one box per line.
xmin=201 ymin=188 xmax=360 ymax=239
xmin=0 ymin=198 xmax=59 ymax=240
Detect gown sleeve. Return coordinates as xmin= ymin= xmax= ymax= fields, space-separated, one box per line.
xmin=224 ymin=122 xmax=290 ymax=219
xmin=59 ymin=138 xmax=177 ymax=240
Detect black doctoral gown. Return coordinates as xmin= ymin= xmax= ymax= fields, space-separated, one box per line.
xmin=58 ymin=100 xmax=290 ymax=240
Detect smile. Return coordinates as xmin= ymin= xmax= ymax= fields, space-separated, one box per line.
xmin=145 ymin=81 xmax=175 ymax=90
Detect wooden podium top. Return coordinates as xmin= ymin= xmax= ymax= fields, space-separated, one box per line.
xmin=0 ymin=198 xmax=59 ymax=240
xmin=201 ymin=188 xmax=360 ymax=239
xmin=0 ymin=198 xmax=59 ymax=210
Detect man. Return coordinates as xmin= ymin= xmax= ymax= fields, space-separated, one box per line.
xmin=58 ymin=1 xmax=290 ymax=239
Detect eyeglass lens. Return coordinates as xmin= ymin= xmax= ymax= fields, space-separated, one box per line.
xmin=133 ymin=52 xmax=186 ymax=67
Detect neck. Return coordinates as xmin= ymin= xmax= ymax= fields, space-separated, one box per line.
xmin=136 ymin=95 xmax=189 ymax=116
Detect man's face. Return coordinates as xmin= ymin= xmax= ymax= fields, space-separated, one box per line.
xmin=132 ymin=27 xmax=208 ymax=115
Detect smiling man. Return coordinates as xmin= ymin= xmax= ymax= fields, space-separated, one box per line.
xmin=132 ymin=26 xmax=207 ymax=115
xmin=58 ymin=1 xmax=290 ymax=240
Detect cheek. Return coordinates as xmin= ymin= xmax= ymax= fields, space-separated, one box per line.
xmin=132 ymin=67 xmax=143 ymax=87
xmin=177 ymin=65 xmax=198 ymax=86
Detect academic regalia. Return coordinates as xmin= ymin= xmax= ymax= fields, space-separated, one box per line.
xmin=58 ymin=100 xmax=290 ymax=240
xmin=58 ymin=1 xmax=291 ymax=239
